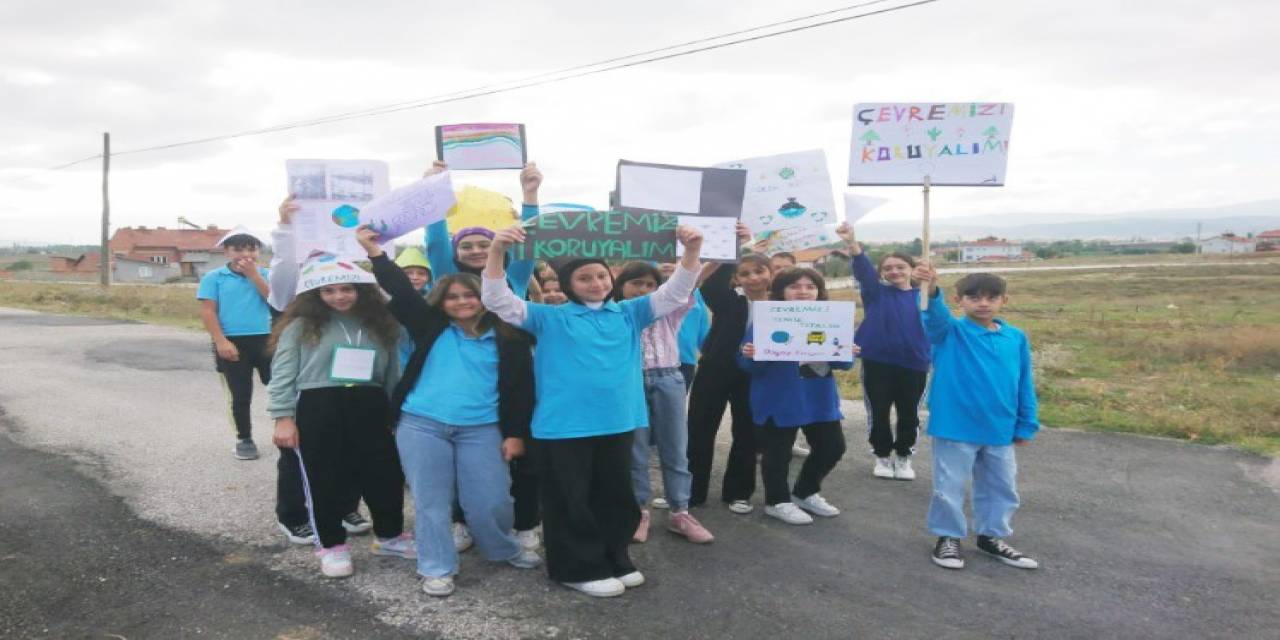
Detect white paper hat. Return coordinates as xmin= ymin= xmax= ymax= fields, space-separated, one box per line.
xmin=215 ymin=225 xmax=263 ymax=247
xmin=296 ymin=251 xmax=378 ymax=295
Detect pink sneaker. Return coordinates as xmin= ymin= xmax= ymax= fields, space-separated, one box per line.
xmin=667 ymin=511 xmax=714 ymax=544
xmin=632 ymin=509 xmax=651 ymax=543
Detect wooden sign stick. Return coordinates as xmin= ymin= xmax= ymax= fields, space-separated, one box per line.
xmin=919 ymin=174 xmax=932 ymax=311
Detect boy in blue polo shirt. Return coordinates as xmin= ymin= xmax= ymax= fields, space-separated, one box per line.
xmin=198 ymin=227 xmax=272 ymax=461
xmin=916 ymin=263 xmax=1040 ymax=571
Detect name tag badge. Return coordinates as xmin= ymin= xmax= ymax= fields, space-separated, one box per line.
xmin=330 ymin=346 xmax=377 ymax=383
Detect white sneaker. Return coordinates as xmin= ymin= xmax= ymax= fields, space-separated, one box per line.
xmin=727 ymin=500 xmax=754 ymax=514
xmin=792 ymin=443 xmax=811 ymax=457
xmin=764 ymin=502 xmax=814 ymax=525
xmin=873 ymin=457 xmax=895 ymax=479
xmin=793 ymin=493 xmax=840 ymax=517
xmin=453 ymin=523 xmax=474 ymax=552
xmin=650 ymin=497 xmax=670 ymax=510
xmin=507 ymin=548 xmax=542 ymax=569
xmin=618 ymin=571 xmax=645 ymax=588
xmin=514 ymin=528 xmax=541 ymax=551
xmin=317 ymin=544 xmax=353 ymax=579
xmin=422 ymin=576 xmax=455 ymax=597
xmin=563 ymin=577 xmax=626 ymax=598
xmin=893 ymin=456 xmax=916 ymax=481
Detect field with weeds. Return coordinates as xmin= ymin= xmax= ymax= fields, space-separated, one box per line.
xmin=833 ymin=259 xmax=1280 ymax=456
xmin=3 ymin=259 xmax=1279 ymax=455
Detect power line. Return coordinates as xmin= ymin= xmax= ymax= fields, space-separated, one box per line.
xmin=48 ymin=0 xmax=941 ymax=170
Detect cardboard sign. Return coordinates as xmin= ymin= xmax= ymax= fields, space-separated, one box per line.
xmin=286 ymin=159 xmax=390 ymax=261
xmin=512 ymin=210 xmax=677 ymax=262
xmin=615 ymin=160 xmax=746 ymax=261
xmin=716 ymin=149 xmax=837 ymax=233
xmin=848 ymin=102 xmax=1014 ymax=186
xmin=752 ymin=301 xmax=856 ymax=362
xmin=359 ymin=171 xmax=455 ymax=241
xmin=436 ymin=123 xmax=527 ymax=170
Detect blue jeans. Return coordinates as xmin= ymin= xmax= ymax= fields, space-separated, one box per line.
xmin=396 ymin=413 xmax=519 ymax=578
xmin=631 ymin=368 xmax=693 ymax=510
xmin=927 ymin=437 xmax=1020 ymax=539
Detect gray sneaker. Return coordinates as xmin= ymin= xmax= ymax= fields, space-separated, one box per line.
xmin=235 ymin=438 xmax=259 ymax=460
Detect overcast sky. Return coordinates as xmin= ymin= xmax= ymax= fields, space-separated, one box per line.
xmin=1 ymin=0 xmax=1276 ymax=244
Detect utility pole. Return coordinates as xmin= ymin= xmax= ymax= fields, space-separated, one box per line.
xmin=100 ymin=132 xmax=111 ymax=287
xmin=1195 ymin=221 xmax=1202 ymax=256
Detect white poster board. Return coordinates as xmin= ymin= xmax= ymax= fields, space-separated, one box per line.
xmin=848 ymin=102 xmax=1014 ymax=186
xmin=752 ymin=301 xmax=856 ymax=362
xmin=616 ymin=160 xmax=747 ymax=262
xmin=756 ymin=224 xmax=840 ymax=255
xmin=716 ymin=149 xmax=836 ymax=233
xmin=286 ymin=159 xmax=391 ymax=261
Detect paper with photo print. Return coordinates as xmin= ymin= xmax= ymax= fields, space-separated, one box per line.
xmin=752 ymin=301 xmax=856 ymax=362
xmin=716 ymin=149 xmax=836 ymax=233
xmin=285 ymin=159 xmax=390 ymax=261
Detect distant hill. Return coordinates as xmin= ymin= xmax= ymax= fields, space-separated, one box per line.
xmin=855 ymin=200 xmax=1280 ymax=241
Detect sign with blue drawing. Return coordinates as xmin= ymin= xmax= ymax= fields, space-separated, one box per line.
xmin=716 ymin=149 xmax=837 ymax=233
xmin=752 ymin=301 xmax=856 ymax=362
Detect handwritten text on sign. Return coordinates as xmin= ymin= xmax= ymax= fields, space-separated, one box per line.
xmin=752 ymin=301 xmax=856 ymax=362
xmin=847 ymin=102 xmax=1014 ymax=187
xmin=513 ymin=210 xmax=678 ymax=261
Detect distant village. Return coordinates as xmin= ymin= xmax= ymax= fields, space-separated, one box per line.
xmin=1 ymin=224 xmax=1277 ymax=284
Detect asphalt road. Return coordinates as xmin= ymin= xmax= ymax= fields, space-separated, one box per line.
xmin=0 ymin=307 xmax=1277 ymax=640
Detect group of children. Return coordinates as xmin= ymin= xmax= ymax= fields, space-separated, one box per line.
xmin=194 ymin=161 xmax=1042 ymax=599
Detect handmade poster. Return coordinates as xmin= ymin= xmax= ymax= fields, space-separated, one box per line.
xmin=435 ymin=123 xmax=527 ymax=170
xmin=446 ymin=186 xmax=518 ymax=233
xmin=716 ymin=149 xmax=837 ymax=233
xmin=512 ymin=210 xmax=678 ymax=262
xmin=286 ymin=159 xmax=390 ymax=261
xmin=752 ymin=301 xmax=856 ymax=362
xmin=359 ymin=171 xmax=455 ymax=240
xmin=756 ymin=224 xmax=840 ymax=255
xmin=615 ymin=160 xmax=746 ymax=261
xmin=843 ymin=192 xmax=889 ymax=224
xmin=848 ymin=102 xmax=1014 ymax=186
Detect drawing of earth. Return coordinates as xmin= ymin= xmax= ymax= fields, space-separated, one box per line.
xmin=771 ymin=331 xmax=791 ymax=344
xmin=778 ymin=198 xmax=806 ymax=219
xmin=331 ymin=204 xmax=361 ymax=228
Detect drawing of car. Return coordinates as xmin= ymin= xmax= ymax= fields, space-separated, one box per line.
xmin=806 ymin=331 xmax=826 ymax=345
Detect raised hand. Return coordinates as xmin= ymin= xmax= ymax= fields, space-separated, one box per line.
xmin=520 ymin=162 xmax=542 ymax=200
xmin=491 ymin=224 xmax=527 ymax=251
xmin=279 ymin=194 xmax=300 ymax=225
xmin=423 ymin=161 xmax=448 ymax=178
xmin=356 ymin=225 xmax=383 ymax=257
xmin=835 ymin=222 xmax=861 ymax=255
xmin=740 ymin=343 xmax=756 ymax=360
xmin=676 ymin=224 xmax=704 ymax=250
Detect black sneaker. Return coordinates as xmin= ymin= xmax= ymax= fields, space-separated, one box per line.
xmin=277 ymin=521 xmax=316 ymax=545
xmin=234 ymin=438 xmax=259 ymax=460
xmin=342 ymin=512 xmax=373 ymax=534
xmin=931 ymin=536 xmax=964 ymax=569
xmin=977 ymin=536 xmax=1039 ymax=569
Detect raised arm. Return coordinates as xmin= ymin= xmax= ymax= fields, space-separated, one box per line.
xmin=268 ymin=195 xmax=300 ymax=312
xmin=481 ymin=224 xmax=530 ymax=327
xmin=504 ymin=163 xmax=542 ymax=298
xmin=358 ymin=227 xmax=444 ymax=337
xmin=917 ymin=262 xmax=954 ymax=344
xmin=838 ymin=223 xmax=880 ymax=301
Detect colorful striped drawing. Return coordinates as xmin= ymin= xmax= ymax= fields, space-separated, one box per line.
xmin=435 ymin=123 xmax=527 ymax=170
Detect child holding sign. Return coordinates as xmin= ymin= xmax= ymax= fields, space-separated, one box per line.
xmin=481 ymin=224 xmax=704 ymax=598
xmin=835 ymin=222 xmax=931 ymax=481
xmin=612 ymin=262 xmax=714 ymax=544
xmin=266 ymin=254 xmax=414 ymax=578
xmin=358 ymin=228 xmax=541 ymax=597
xmin=914 ymin=264 xmax=1040 ymax=571
xmin=737 ymin=268 xmax=852 ymax=526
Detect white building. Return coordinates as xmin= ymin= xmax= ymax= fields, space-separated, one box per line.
xmin=960 ymin=238 xmax=1023 ymax=263
xmin=1197 ymin=235 xmax=1256 ymax=255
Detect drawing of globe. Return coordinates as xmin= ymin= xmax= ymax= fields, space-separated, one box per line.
xmin=331 ymin=204 xmax=361 ymax=228
xmin=771 ymin=331 xmax=791 ymax=344
xmin=778 ymin=198 xmax=806 ymax=219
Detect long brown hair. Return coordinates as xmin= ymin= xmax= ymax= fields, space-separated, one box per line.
xmin=269 ymin=284 xmax=400 ymax=354
xmin=769 ymin=267 xmax=829 ymax=301
xmin=426 ymin=273 xmax=523 ymax=341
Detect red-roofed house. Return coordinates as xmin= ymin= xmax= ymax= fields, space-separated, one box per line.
xmin=109 ymin=226 xmax=229 ymax=281
xmin=960 ymin=237 xmax=1023 ymax=263
xmin=1256 ymin=229 xmax=1280 ymax=241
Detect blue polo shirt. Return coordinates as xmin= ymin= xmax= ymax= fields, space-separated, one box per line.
xmin=519 ymin=297 xmax=655 ymax=439
xmin=401 ymin=325 xmax=500 ymax=426
xmin=677 ymin=290 xmax=710 ymax=366
xmin=922 ymin=288 xmax=1039 ymax=446
xmin=196 ymin=266 xmax=271 ymax=336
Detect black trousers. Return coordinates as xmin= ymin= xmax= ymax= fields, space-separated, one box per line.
xmin=534 ymin=432 xmax=639 ymax=583
xmin=213 ymin=334 xmax=272 ymax=440
xmin=450 ymin=448 xmax=540 ymax=531
xmin=679 ymin=363 xmax=696 ymax=393
xmin=276 ymin=449 xmax=361 ymax=528
xmin=861 ymin=359 xmax=929 ymax=458
xmin=686 ymin=359 xmax=757 ymax=505
xmin=294 ymin=386 xmax=404 ymax=548
xmin=757 ymin=421 xmax=847 ymax=506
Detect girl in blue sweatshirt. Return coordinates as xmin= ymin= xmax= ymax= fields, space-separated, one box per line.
xmin=737 ymin=268 xmax=852 ymax=526
xmin=836 ymin=222 xmax=931 ymax=481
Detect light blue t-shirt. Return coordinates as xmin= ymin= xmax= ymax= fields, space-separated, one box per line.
xmin=401 ymin=325 xmax=500 ymax=426
xmin=677 ymin=290 xmax=710 ymax=366
xmin=519 ymin=298 xmax=656 ymax=439
xmin=196 ymin=265 xmax=271 ymax=336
